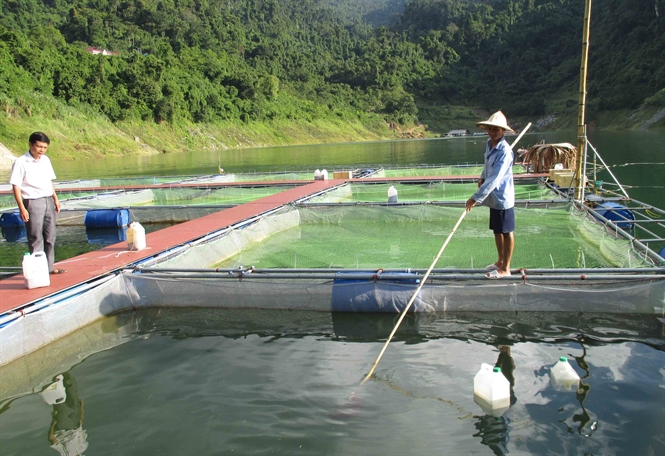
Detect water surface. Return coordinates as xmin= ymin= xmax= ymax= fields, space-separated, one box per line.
xmin=1 ymin=309 xmax=663 ymax=455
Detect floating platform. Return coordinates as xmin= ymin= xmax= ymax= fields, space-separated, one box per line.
xmin=1 ymin=171 xmax=664 ymax=367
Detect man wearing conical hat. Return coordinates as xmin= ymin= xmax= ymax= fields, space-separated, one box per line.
xmin=465 ymin=111 xmax=515 ymax=279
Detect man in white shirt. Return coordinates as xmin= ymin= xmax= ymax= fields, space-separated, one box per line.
xmin=9 ymin=132 xmax=64 ymax=274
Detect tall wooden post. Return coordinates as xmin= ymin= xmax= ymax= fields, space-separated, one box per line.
xmin=575 ymin=0 xmax=592 ymax=201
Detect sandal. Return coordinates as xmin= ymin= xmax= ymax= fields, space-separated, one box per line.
xmin=50 ymin=268 xmax=67 ymax=274
xmin=485 ymin=269 xmax=511 ymax=279
xmin=485 ymin=264 xmax=499 ymax=271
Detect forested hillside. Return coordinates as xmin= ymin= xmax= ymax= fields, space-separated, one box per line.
xmin=1 ymin=0 xmax=664 ymax=156
xmin=398 ymin=0 xmax=665 ymax=117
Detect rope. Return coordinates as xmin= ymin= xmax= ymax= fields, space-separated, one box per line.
xmin=56 ymin=247 xmax=153 ymax=264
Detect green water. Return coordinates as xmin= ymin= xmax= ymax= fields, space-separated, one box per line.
xmin=215 ymin=206 xmax=646 ymax=270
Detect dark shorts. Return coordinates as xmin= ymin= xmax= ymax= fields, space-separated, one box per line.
xmin=489 ymin=207 xmax=515 ymax=234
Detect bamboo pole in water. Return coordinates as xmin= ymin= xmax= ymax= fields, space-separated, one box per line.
xmin=359 ymin=125 xmax=533 ymax=386
xmin=575 ymin=0 xmax=592 ymax=201
xmin=360 ymin=208 xmax=467 ymax=386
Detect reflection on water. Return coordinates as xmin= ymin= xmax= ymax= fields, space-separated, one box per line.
xmin=1 ymin=225 xmax=27 ymax=243
xmin=474 ymin=413 xmax=512 ymax=456
xmin=84 ymin=226 xmax=127 ymax=245
xmin=42 ymin=372 xmax=88 ymax=456
xmin=0 ymin=309 xmax=663 ymax=456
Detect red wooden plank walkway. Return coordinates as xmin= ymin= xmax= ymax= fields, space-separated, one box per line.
xmin=0 ymin=180 xmax=341 ymax=314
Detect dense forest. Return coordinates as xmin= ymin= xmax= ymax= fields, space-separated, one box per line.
xmin=1 ymin=0 xmax=664 ymax=142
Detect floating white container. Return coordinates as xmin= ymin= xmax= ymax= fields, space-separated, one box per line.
xmin=388 ymin=185 xmax=398 ymax=203
xmin=474 ymin=394 xmax=510 ymax=417
xmin=22 ymin=251 xmax=50 ymax=289
xmin=474 ymin=363 xmax=510 ymax=413
xmin=127 ymin=221 xmax=147 ymax=251
xmin=550 ymin=356 xmax=580 ymax=391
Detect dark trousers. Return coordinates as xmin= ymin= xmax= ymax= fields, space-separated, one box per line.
xmin=24 ymin=197 xmax=56 ymax=271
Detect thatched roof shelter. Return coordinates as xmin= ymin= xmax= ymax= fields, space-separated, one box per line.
xmin=521 ymin=143 xmax=577 ymax=173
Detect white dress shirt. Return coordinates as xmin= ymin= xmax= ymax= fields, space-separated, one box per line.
xmin=9 ymin=152 xmax=56 ymax=199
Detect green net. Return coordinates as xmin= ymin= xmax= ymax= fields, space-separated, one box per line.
xmin=57 ymin=186 xmax=294 ymax=210
xmin=232 ymin=172 xmax=315 ymax=182
xmin=195 ymin=204 xmax=650 ymax=270
xmin=1 ymin=191 xmax=105 ymax=209
xmin=98 ymin=176 xmax=200 ymax=186
xmin=380 ymin=165 xmax=525 ymax=177
xmin=310 ymin=182 xmax=557 ymax=203
xmin=147 ymin=186 xmax=294 ymax=205
xmin=229 ymin=166 xmax=524 ymax=181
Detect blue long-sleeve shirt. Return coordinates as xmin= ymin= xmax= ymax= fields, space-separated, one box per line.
xmin=471 ymin=137 xmax=515 ymax=210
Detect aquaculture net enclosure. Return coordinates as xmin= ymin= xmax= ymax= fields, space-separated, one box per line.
xmin=52 ymin=186 xmax=296 ymax=225
xmin=378 ymin=165 xmax=525 ymax=178
xmin=152 ymin=203 xmax=650 ymax=271
xmin=309 ymin=181 xmax=556 ymax=203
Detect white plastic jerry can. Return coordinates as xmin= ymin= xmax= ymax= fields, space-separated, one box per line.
xmin=387 ymin=185 xmax=398 ymax=203
xmin=321 ymin=169 xmax=328 ymax=180
xmin=127 ymin=221 xmax=146 ymax=251
xmin=22 ymin=251 xmax=50 ymax=289
xmin=314 ymin=169 xmax=322 ymax=180
xmin=550 ymin=356 xmax=580 ymax=391
xmin=474 ymin=363 xmax=511 ymax=410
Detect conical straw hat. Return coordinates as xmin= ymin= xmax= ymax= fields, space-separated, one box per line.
xmin=476 ymin=111 xmax=515 ymax=133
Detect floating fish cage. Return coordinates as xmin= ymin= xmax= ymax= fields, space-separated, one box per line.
xmin=1 ymin=169 xmax=664 ymax=367
xmin=124 ymin=199 xmax=663 ymax=313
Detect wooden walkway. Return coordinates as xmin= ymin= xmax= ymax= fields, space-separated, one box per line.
xmin=0 ymin=173 xmax=547 ymax=314
xmin=0 ymin=180 xmax=341 ymax=314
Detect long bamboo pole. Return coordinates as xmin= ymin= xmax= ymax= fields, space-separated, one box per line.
xmin=359 ymin=208 xmax=467 ymax=386
xmin=575 ymin=0 xmax=592 ymax=201
xmin=359 ymin=127 xmax=531 ymax=386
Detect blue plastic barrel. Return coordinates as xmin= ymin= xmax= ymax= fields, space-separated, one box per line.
xmin=0 ymin=212 xmax=25 ymax=227
xmin=1 ymin=226 xmax=27 ymax=242
xmin=593 ymin=202 xmax=634 ymax=230
xmin=658 ymin=246 xmax=665 ymax=260
xmin=83 ymin=209 xmax=130 ymax=228
xmin=86 ymin=226 xmax=128 ymax=245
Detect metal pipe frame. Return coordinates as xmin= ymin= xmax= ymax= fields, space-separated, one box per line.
xmin=132 ymin=272 xmax=665 ymax=282
xmin=136 ymin=266 xmax=665 ymax=274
